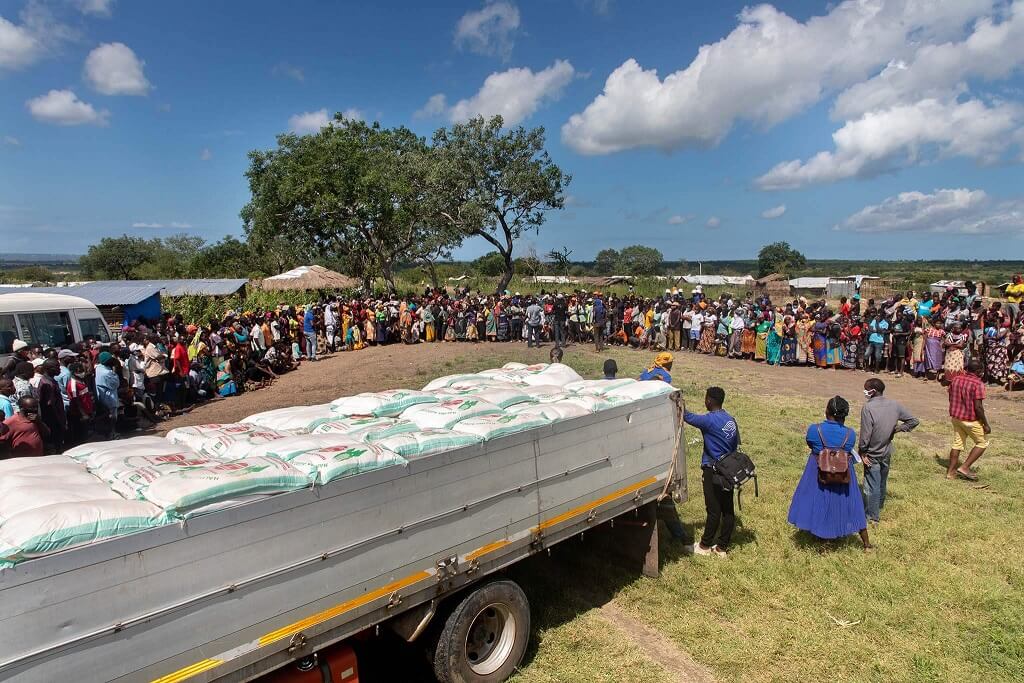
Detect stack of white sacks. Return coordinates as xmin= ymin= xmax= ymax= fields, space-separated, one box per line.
xmin=0 ymin=363 xmax=674 ymax=566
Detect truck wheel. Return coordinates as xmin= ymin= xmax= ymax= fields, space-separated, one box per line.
xmin=433 ymin=580 xmax=530 ymax=683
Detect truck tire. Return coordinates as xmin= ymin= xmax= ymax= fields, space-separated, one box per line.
xmin=432 ymin=580 xmax=530 ymax=683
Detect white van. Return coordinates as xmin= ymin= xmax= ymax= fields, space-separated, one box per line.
xmin=0 ymin=292 xmax=112 ymax=360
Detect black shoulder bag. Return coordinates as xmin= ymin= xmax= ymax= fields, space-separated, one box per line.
xmin=711 ymin=450 xmax=758 ymax=509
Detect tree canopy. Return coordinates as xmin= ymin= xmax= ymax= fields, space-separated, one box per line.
xmin=757 ymin=241 xmax=807 ymax=277
xmin=618 ymin=245 xmax=663 ymax=275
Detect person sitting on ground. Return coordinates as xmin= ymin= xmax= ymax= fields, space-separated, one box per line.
xmin=602 ymin=359 xmax=618 ymax=380
xmin=549 ymin=346 xmax=564 ymax=364
xmin=787 ymin=395 xmax=872 ymax=551
xmin=639 ymin=352 xmax=673 ymax=383
xmin=685 ymin=386 xmax=740 ymax=557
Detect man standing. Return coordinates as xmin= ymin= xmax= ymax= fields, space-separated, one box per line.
xmin=552 ymin=294 xmax=568 ymax=348
xmin=858 ymin=378 xmax=919 ymax=523
xmin=667 ymin=302 xmax=682 ymax=352
xmin=36 ymin=359 xmax=67 ymax=453
xmin=525 ymin=298 xmax=543 ymax=348
xmin=685 ymin=387 xmax=740 ymax=558
xmin=303 ymin=306 xmax=318 ymax=361
xmin=0 ymin=397 xmax=48 ymax=457
xmin=591 ymin=293 xmax=607 ymax=352
xmin=94 ymin=351 xmax=121 ymax=440
xmin=946 ymin=359 xmax=990 ymax=481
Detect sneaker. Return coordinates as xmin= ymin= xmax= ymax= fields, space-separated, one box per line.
xmin=692 ymin=543 xmax=715 ymax=556
xmin=681 ymin=544 xmax=695 ymax=555
xmin=711 ymin=545 xmax=728 ymax=558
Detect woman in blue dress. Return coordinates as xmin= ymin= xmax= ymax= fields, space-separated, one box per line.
xmin=787 ymin=396 xmax=872 ymax=550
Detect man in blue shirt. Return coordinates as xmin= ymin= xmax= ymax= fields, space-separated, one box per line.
xmin=303 ymin=306 xmax=318 ymax=361
xmin=685 ymin=386 xmax=740 ymax=557
xmin=866 ymin=313 xmax=888 ymax=372
xmin=639 ymin=352 xmax=673 ymax=383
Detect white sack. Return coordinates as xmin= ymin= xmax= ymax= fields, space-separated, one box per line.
xmin=451 ymin=412 xmax=551 ymax=441
xmin=401 ymin=398 xmax=503 ymax=431
xmin=373 ymin=429 xmax=483 ymax=459
xmin=604 ymin=381 xmax=677 ymax=401
xmin=243 ymin=405 xmax=340 ymax=433
xmin=91 ymin=454 xmax=218 ymax=500
xmin=331 ymin=389 xmax=439 ymax=417
xmin=66 ymin=437 xmax=189 ymax=469
xmin=433 ymin=385 xmax=534 ymax=409
xmin=423 ymin=374 xmax=486 ymax=391
xmin=516 ymin=363 xmax=583 ymax=387
xmin=310 ymin=416 xmax=419 ymax=442
xmin=245 ymin=433 xmax=371 ymax=461
xmin=506 ymin=402 xmax=591 ymax=422
xmin=290 ymin=442 xmax=407 ymax=484
xmin=564 ymin=379 xmax=637 ymax=396
xmin=166 ymin=424 xmax=292 ymax=460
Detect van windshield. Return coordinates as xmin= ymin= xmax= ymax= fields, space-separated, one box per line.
xmin=19 ymin=311 xmax=74 ymax=348
xmin=0 ymin=314 xmax=17 ymax=354
xmin=78 ymin=317 xmax=110 ymax=343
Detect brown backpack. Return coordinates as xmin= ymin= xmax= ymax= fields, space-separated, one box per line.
xmin=815 ymin=424 xmax=850 ymax=486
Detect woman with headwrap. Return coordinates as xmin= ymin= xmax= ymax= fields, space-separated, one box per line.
xmin=780 ymin=314 xmax=797 ymax=365
xmin=639 ymin=352 xmax=674 ymax=383
xmin=787 ymin=395 xmax=871 ymax=551
xmin=754 ymin=314 xmax=770 ymax=362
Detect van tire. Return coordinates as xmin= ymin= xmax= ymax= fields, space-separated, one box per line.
xmin=432 ymin=580 xmax=530 ymax=683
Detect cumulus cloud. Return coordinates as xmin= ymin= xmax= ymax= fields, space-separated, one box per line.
xmin=271 ymin=62 xmax=304 ymax=82
xmin=288 ymin=108 xmax=362 ymax=134
xmin=3 ymin=135 xmax=19 ymax=146
xmin=667 ymin=214 xmax=690 ymax=225
xmin=833 ymin=1 xmax=1024 ymax=120
xmin=170 ymin=221 xmax=192 ymax=229
xmin=199 ymin=147 xmax=212 ymax=161
xmin=26 ymin=89 xmax=109 ymax=126
xmin=0 ymin=14 xmax=40 ymax=69
xmin=561 ymin=0 xmax=996 ymax=154
xmin=454 ymin=1 xmax=520 ymax=61
xmin=132 ymin=222 xmax=163 ymax=228
xmin=839 ymin=188 xmax=1024 ymax=234
xmin=439 ymin=59 xmax=574 ymax=125
xmin=74 ymin=0 xmax=114 ymax=16
xmin=761 ymin=205 xmax=786 ymax=219
xmin=756 ymin=98 xmax=1023 ymax=190
xmin=84 ymin=43 xmax=151 ymax=95
xmin=706 ymin=216 xmax=721 ymax=228
xmin=414 ymin=93 xmax=448 ymax=119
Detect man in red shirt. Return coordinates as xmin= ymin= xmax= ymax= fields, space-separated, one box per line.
xmin=0 ymin=397 xmax=48 ymax=458
xmin=946 ymin=359 xmax=991 ymax=481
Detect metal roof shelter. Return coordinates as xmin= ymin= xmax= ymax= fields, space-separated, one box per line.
xmin=79 ymin=279 xmax=249 ymax=297
xmin=0 ymin=283 xmax=163 ymax=329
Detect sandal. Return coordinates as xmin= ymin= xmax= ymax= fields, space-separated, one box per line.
xmin=956 ymin=469 xmax=979 ymax=481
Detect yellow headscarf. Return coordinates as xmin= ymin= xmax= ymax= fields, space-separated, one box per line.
xmin=649 ymin=352 xmax=674 ymax=372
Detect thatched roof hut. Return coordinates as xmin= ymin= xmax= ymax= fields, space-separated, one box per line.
xmin=260 ymin=265 xmax=360 ymax=292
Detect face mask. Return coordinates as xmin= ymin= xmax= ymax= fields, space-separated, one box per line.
xmin=863 ymin=389 xmax=875 ymax=399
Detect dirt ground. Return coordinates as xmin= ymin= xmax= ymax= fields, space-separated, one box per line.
xmin=160 ymin=341 xmax=1023 ymax=437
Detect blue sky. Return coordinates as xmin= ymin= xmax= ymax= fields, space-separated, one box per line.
xmin=2 ymin=0 xmax=1023 ymax=260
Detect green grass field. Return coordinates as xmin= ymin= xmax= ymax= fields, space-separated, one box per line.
xmin=405 ymin=348 xmax=1024 ymax=682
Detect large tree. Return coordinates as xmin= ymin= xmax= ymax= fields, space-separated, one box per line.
xmin=241 ymin=115 xmax=463 ymax=293
xmin=430 ymin=115 xmax=570 ymax=293
xmin=79 ymin=235 xmax=151 ymax=279
xmin=593 ymin=248 xmax=619 ymax=275
xmin=757 ymin=241 xmax=807 ymax=277
xmin=618 ymin=245 xmax=663 ymax=275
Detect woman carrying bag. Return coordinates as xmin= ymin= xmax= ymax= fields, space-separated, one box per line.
xmin=787 ymin=396 xmax=872 ymax=551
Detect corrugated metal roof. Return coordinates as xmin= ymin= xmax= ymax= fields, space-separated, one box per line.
xmin=84 ymin=279 xmax=248 ymax=297
xmin=0 ymin=283 xmax=162 ymax=306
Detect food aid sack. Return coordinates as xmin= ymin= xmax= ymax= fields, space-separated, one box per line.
xmin=605 ymin=381 xmax=677 ymax=401
xmin=421 ymin=374 xmax=486 ymax=391
xmin=517 ymin=363 xmax=584 ymax=387
xmin=65 ymin=436 xmax=189 ymax=469
xmin=0 ymin=458 xmax=123 ymax=521
xmin=373 ymin=429 xmax=483 ymax=459
xmin=432 ymin=385 xmax=535 ymax=409
xmin=91 ymin=454 xmax=219 ymax=500
xmin=141 ymin=456 xmax=309 ymax=517
xmin=501 ymin=362 xmax=529 ymax=371
xmin=472 ymin=369 xmax=532 ymax=385
xmin=451 ymin=412 xmax=551 ymax=441
xmin=243 ymin=404 xmax=340 ymax=433
xmin=331 ymin=389 xmax=439 ymax=417
xmin=401 ymin=397 xmax=503 ymax=430
xmin=555 ymin=394 xmax=614 ymax=412
xmin=311 ymin=416 xmax=419 ymax=442
xmin=520 ymin=384 xmax=568 ymax=400
xmin=447 ymin=375 xmax=518 ymax=390
xmin=0 ymin=499 xmax=164 ymax=566
xmin=166 ymin=424 xmax=292 ymax=460
xmin=564 ymin=378 xmax=637 ymax=396
xmin=245 ymin=433 xmax=372 ymax=461
xmin=506 ymin=401 xmax=591 ymax=422
xmin=289 ymin=442 xmax=407 ymax=484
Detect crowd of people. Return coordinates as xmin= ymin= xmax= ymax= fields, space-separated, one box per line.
xmin=1 ymin=274 xmax=1019 ymax=457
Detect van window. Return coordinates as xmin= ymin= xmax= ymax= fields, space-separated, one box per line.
xmin=18 ymin=311 xmax=74 ymax=348
xmin=0 ymin=314 xmax=17 ymax=353
xmin=79 ymin=317 xmax=110 ymax=343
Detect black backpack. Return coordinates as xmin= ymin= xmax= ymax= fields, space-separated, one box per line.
xmin=711 ymin=451 xmax=758 ymax=509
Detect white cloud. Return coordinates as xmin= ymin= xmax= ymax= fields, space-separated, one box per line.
xmin=26 ymin=89 xmax=109 ymax=126
xmin=132 ymin=222 xmax=163 ymax=228
xmin=170 ymin=221 xmax=192 ymax=229
xmin=84 ymin=43 xmax=151 ymax=95
xmin=288 ymin=108 xmax=330 ymax=134
xmin=133 ymin=220 xmax=193 ymax=229
xmin=667 ymin=214 xmax=690 ymax=225
xmin=0 ymin=14 xmax=41 ymax=69
xmin=561 ymin=0 xmax=996 ymax=154
xmin=454 ymin=1 xmax=520 ymax=61
xmin=288 ymin=108 xmax=362 ymax=134
xmin=833 ymin=1 xmax=1024 ymax=120
xmin=839 ymin=188 xmax=1024 ymax=234
xmin=74 ymin=0 xmax=114 ymax=17
xmin=271 ymin=62 xmax=304 ymax=82
xmin=444 ymin=59 xmax=574 ymax=126
xmin=756 ymin=98 xmax=1023 ymax=189
xmin=415 ymin=93 xmax=448 ymax=119
xmin=706 ymin=216 xmax=721 ymax=228
xmin=3 ymin=135 xmax=19 ymax=146
xmin=199 ymin=147 xmax=212 ymax=161
xmin=761 ymin=204 xmax=786 ymax=219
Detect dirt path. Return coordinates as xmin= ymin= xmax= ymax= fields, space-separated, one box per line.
xmin=597 ymin=601 xmax=718 ymax=683
xmin=161 ymin=342 xmax=1022 ymax=437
